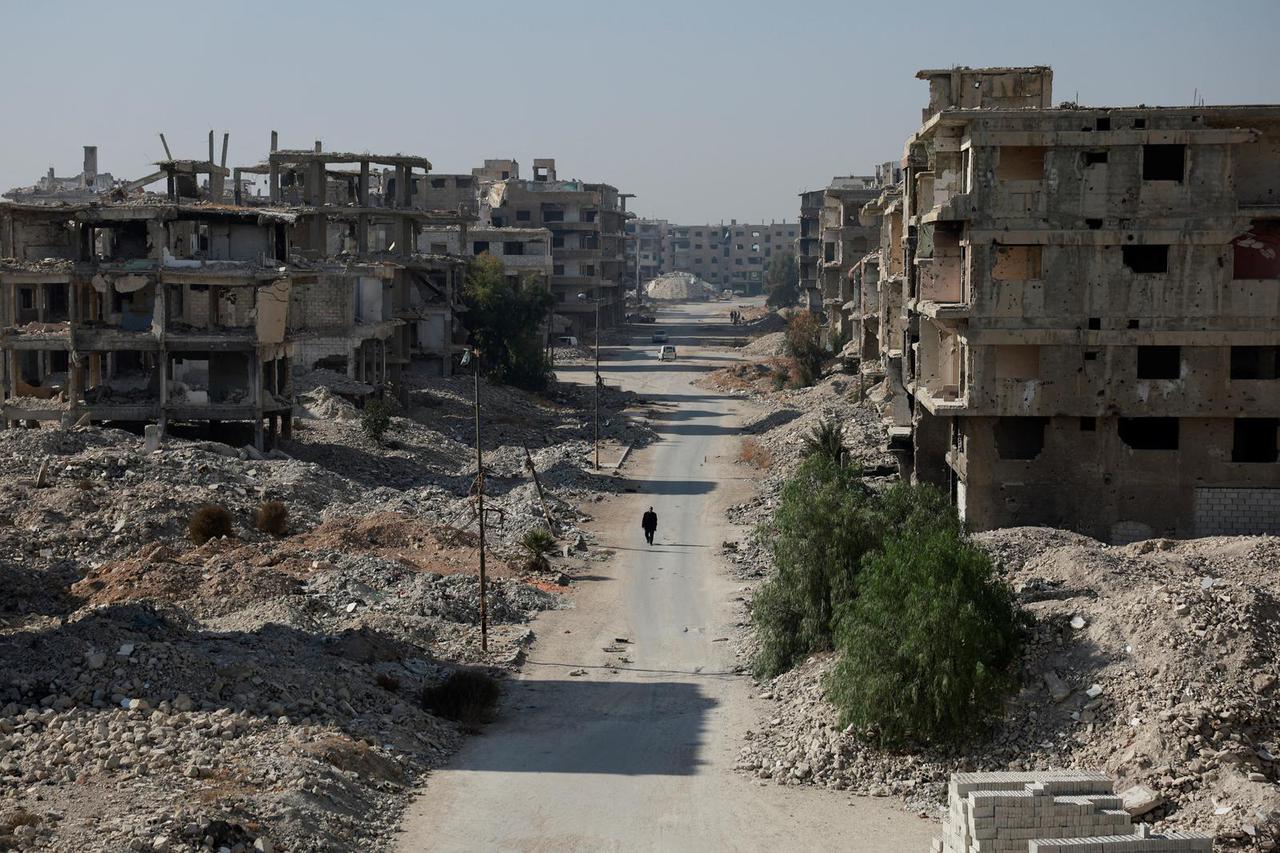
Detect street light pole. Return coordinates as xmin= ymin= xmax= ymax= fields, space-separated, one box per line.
xmin=463 ymin=348 xmax=488 ymax=653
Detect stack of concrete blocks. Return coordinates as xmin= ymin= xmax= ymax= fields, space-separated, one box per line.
xmin=931 ymin=772 xmax=1213 ymax=853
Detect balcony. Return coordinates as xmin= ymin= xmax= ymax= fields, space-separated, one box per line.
xmin=544 ymin=220 xmax=600 ymax=232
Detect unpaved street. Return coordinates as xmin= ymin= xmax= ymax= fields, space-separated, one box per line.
xmin=396 ymin=301 xmax=934 ymax=851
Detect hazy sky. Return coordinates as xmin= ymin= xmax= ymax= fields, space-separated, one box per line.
xmin=2 ymin=0 xmax=1277 ymax=223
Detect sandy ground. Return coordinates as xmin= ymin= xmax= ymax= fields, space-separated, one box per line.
xmin=394 ymin=302 xmax=936 ymax=851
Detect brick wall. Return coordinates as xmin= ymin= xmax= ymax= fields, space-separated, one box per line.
xmin=1193 ymin=487 xmax=1280 ymax=536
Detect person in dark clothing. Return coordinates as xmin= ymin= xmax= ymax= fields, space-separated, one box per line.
xmin=641 ymin=507 xmax=658 ymax=546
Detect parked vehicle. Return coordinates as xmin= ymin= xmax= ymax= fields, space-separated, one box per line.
xmin=657 ymin=345 xmax=678 ymax=361
xmin=556 ymin=335 xmax=579 ymax=347
xmin=651 ymin=330 xmax=669 ymax=343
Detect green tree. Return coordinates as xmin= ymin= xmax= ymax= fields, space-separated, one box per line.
xmin=784 ymin=312 xmax=824 ymax=386
xmin=765 ymin=250 xmax=800 ymax=308
xmin=828 ymin=522 xmax=1022 ymax=748
xmin=751 ymin=455 xmax=881 ymax=677
xmin=462 ymin=255 xmax=555 ymax=391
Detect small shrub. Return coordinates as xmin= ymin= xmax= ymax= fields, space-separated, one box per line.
xmin=784 ymin=313 xmax=825 ymax=387
xmin=421 ymin=670 xmax=500 ymax=725
xmin=375 ymin=673 xmax=401 ymax=693
xmin=75 ymin=479 xmax=95 ymax=491
xmin=828 ymin=526 xmax=1023 ymax=747
xmin=519 ymin=528 xmax=557 ymax=572
xmin=739 ymin=438 xmax=774 ymax=469
xmin=360 ymin=398 xmax=393 ymax=443
xmin=188 ymin=504 xmax=233 ymax=545
xmin=253 ymin=500 xmax=289 ymax=537
xmin=802 ymin=418 xmax=845 ymax=463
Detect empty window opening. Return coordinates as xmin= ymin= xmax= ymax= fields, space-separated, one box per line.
xmin=1143 ymin=144 xmax=1186 ymax=182
xmin=1080 ymin=417 xmax=1097 ymax=431
xmin=1230 ymin=346 xmax=1280 ymax=380
xmin=430 ymin=178 xmax=446 ymax=189
xmin=1082 ymin=151 xmax=1109 ymax=166
xmin=503 ymin=241 xmax=525 ymax=256
xmin=1086 ymin=218 xmax=1103 ymax=230
xmin=1232 ymin=418 xmax=1279 ymax=463
xmin=1096 ymin=117 xmax=1111 ymax=131
xmin=1084 ymin=350 xmax=1099 ymax=361
xmin=1118 ymin=417 xmax=1179 ymax=450
xmin=994 ymin=417 xmax=1047 ymax=460
xmin=472 ymin=241 xmax=490 ymax=255
xmin=1088 ymin=317 xmax=1102 ymax=330
xmin=1128 ymin=319 xmax=1141 ymax=330
xmin=996 ymin=146 xmax=1046 ymax=181
xmin=429 ymin=242 xmax=447 ymax=254
xmin=992 ymin=245 xmax=1043 ymax=280
xmin=1123 ymin=245 xmax=1169 ymax=273
xmin=516 ymin=210 xmax=531 ymax=222
xmin=1133 ymin=118 xmax=1147 ymax=129
xmin=1137 ymin=346 xmax=1181 ymax=379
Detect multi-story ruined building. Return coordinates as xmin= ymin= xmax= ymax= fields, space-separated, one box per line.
xmin=664 ymin=220 xmax=798 ymax=293
xmin=817 ymin=176 xmax=880 ymax=346
xmin=797 ymin=190 xmax=823 ymax=310
xmin=625 ymin=218 xmax=668 ymax=289
xmin=481 ymin=158 xmax=627 ymax=333
xmin=1 ymin=139 xmax=479 ymax=447
xmin=875 ymin=65 xmax=1280 ymax=541
xmin=0 ymin=187 xmax=296 ymax=447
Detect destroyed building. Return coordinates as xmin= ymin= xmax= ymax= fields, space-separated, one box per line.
xmin=797 ymin=189 xmax=824 ymax=309
xmin=625 ymin=217 xmax=669 ymax=289
xmin=481 ymin=158 xmax=628 ymax=334
xmin=236 ymin=144 xmax=474 ymax=381
xmin=663 ymin=220 xmax=798 ymax=294
xmin=867 ymin=65 xmax=1280 ymax=541
xmin=3 ymin=146 xmax=118 ymax=204
xmin=0 ymin=193 xmax=296 ymax=447
xmin=817 ymin=176 xmax=881 ymax=347
xmin=0 ymin=138 xmax=483 ymax=445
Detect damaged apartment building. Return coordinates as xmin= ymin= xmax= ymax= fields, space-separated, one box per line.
xmin=863 ymin=65 xmax=1280 ymax=541
xmin=0 ymin=138 xmax=478 ymax=446
xmin=665 ymin=220 xmax=797 ymax=294
xmin=477 ymin=159 xmax=629 ymax=334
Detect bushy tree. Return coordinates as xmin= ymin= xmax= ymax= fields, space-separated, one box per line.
xmin=784 ymin=312 xmax=825 ymax=386
xmin=463 ymin=256 xmax=555 ymax=391
xmin=828 ymin=521 xmax=1022 ymax=748
xmin=751 ymin=456 xmax=880 ymax=677
xmin=765 ymin=250 xmax=799 ymax=308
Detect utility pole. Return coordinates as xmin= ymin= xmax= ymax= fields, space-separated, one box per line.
xmin=577 ymin=291 xmax=602 ymax=470
xmin=464 ymin=349 xmax=488 ymax=652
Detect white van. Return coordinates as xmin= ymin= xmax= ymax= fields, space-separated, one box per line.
xmin=657 ymin=345 xmax=677 ymax=361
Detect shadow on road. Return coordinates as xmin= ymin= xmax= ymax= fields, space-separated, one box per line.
xmin=455 ymin=679 xmax=719 ymax=776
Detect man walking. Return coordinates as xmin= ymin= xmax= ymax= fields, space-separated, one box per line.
xmin=641 ymin=506 xmax=658 ymax=546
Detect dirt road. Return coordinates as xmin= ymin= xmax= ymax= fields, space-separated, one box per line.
xmin=395 ymin=301 xmax=935 ymax=851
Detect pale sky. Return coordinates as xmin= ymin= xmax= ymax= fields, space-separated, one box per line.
xmin=1 ymin=0 xmax=1277 ymax=224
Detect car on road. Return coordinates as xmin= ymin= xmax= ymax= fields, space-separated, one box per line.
xmin=651 ymin=330 xmax=668 ymax=343
xmin=657 ymin=345 xmax=677 ymax=361
xmin=556 ymin=335 xmax=579 ymax=347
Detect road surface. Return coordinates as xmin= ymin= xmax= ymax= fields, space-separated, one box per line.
xmin=396 ymin=301 xmax=935 ymax=851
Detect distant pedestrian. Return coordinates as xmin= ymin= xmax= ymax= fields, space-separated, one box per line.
xmin=641 ymin=506 xmax=658 ymax=546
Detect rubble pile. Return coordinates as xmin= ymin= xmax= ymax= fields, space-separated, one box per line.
xmin=644 ymin=272 xmax=718 ymax=302
xmin=0 ymin=369 xmax=644 ymax=852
